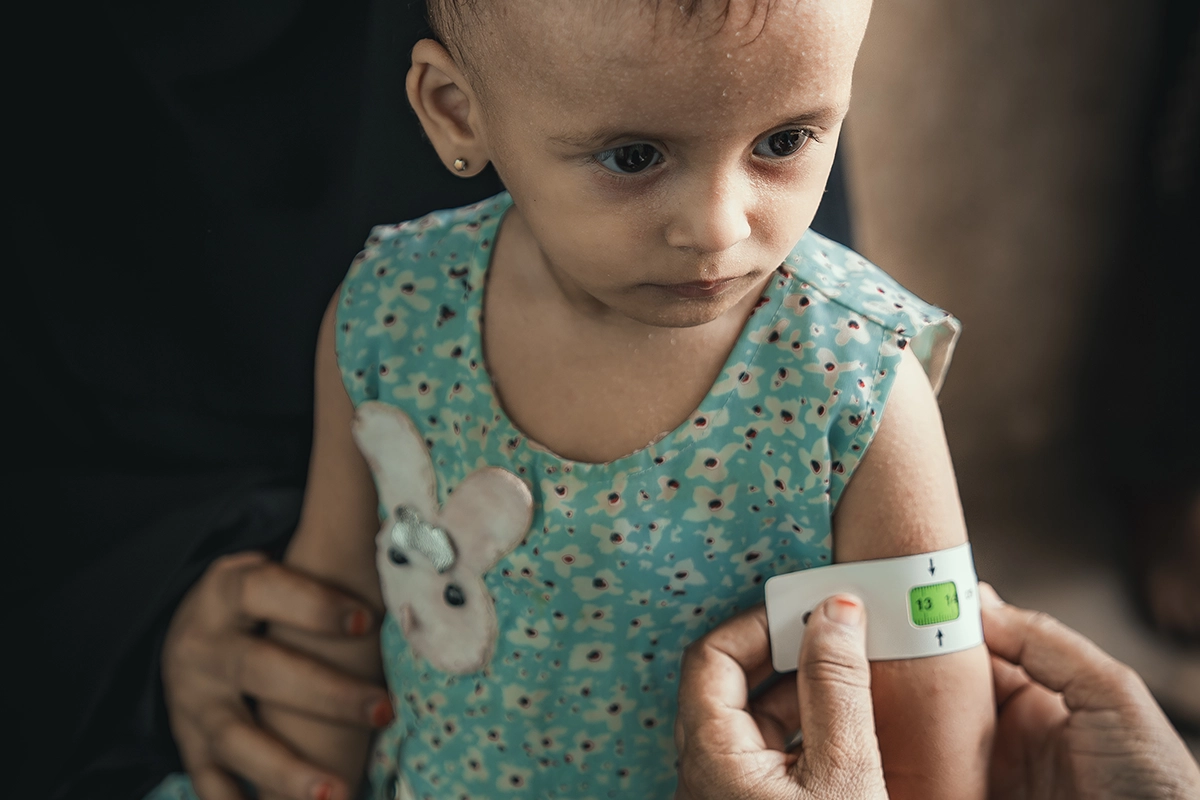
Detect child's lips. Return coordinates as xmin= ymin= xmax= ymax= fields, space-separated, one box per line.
xmin=652 ymin=276 xmax=741 ymax=298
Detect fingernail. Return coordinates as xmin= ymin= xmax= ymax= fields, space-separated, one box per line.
xmin=345 ymin=609 xmax=371 ymax=636
xmin=311 ymin=781 xmax=333 ymax=800
xmin=825 ymin=595 xmax=863 ymax=626
xmin=369 ymin=697 xmax=395 ymax=727
xmin=979 ymin=582 xmax=1003 ymax=608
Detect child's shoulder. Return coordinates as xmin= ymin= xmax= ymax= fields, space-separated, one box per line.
xmin=348 ymin=193 xmax=510 ymax=274
xmin=782 ymin=230 xmax=961 ymax=393
xmin=784 ymin=229 xmax=953 ymax=341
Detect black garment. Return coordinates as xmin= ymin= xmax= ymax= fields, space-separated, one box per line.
xmin=8 ymin=3 xmax=500 ymax=797
xmin=5 ymin=3 xmax=852 ymax=797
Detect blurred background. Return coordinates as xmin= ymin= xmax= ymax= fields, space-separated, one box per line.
xmin=842 ymin=0 xmax=1199 ymax=754
xmin=8 ymin=0 xmax=1198 ymax=796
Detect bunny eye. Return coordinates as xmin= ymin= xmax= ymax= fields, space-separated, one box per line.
xmin=387 ymin=547 xmax=409 ymax=566
xmin=444 ymin=584 xmax=466 ymax=606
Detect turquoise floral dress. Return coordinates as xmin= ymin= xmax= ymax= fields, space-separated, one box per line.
xmin=147 ymin=192 xmax=958 ymax=800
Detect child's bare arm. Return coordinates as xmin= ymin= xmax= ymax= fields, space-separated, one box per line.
xmin=832 ymin=346 xmax=995 ymax=800
xmin=258 ymin=294 xmax=385 ymax=800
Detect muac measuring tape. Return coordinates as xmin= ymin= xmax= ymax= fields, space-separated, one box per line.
xmin=765 ymin=542 xmax=983 ymax=670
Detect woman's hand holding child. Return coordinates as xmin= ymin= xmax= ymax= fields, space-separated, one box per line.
xmin=162 ymin=552 xmax=392 ymax=800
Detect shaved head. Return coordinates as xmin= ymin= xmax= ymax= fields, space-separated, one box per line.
xmin=425 ymin=0 xmax=825 ymax=84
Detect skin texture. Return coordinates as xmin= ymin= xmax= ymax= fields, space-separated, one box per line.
xmin=262 ymin=1 xmax=992 ymax=797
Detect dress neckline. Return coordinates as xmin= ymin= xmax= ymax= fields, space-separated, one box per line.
xmin=462 ymin=191 xmax=794 ymax=477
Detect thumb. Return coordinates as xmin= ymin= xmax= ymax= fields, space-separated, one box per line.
xmin=794 ymin=594 xmax=886 ymax=792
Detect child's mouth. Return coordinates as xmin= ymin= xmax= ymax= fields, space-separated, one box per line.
xmin=653 ymin=276 xmax=741 ymax=299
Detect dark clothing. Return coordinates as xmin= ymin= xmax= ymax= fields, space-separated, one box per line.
xmin=8 ymin=3 xmax=500 ymax=797
xmin=5 ymin=3 xmax=852 ymax=797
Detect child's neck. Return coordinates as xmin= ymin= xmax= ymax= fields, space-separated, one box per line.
xmin=497 ymin=206 xmax=767 ymax=336
xmin=481 ymin=207 xmax=772 ymax=464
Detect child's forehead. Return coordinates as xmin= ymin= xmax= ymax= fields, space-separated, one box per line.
xmin=478 ymin=0 xmax=866 ymax=129
xmin=495 ymin=0 xmax=854 ymax=63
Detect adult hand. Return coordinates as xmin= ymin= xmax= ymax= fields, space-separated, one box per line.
xmin=675 ymin=595 xmax=888 ymax=800
xmin=162 ymin=552 xmax=393 ymax=800
xmin=983 ymin=583 xmax=1200 ymax=799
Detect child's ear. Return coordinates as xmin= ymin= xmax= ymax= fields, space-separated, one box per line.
xmin=407 ymin=39 xmax=490 ymax=177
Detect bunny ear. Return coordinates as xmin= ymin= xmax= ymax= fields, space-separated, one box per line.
xmin=440 ymin=467 xmax=533 ymax=575
xmin=351 ymin=402 xmax=438 ymax=520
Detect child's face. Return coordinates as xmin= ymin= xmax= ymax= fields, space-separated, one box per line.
xmin=472 ymin=0 xmax=870 ymax=328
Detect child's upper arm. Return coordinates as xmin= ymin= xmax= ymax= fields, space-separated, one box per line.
xmin=832 ymin=346 xmax=994 ymax=800
xmin=284 ymin=291 xmax=383 ymax=612
xmin=257 ymin=291 xmax=385 ymax=798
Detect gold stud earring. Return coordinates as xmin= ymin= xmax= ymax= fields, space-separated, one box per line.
xmin=453 ymin=158 xmax=468 ymax=172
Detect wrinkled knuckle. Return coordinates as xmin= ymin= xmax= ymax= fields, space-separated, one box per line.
xmin=802 ymin=653 xmax=869 ymax=690
xmin=818 ymin=738 xmax=868 ymax=779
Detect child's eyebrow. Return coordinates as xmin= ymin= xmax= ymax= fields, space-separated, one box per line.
xmin=548 ymin=105 xmax=846 ymax=150
xmin=548 ymin=129 xmax=647 ymax=149
xmin=774 ymin=104 xmax=848 ymax=131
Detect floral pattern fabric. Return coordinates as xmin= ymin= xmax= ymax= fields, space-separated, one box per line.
xmin=144 ymin=191 xmax=958 ymax=800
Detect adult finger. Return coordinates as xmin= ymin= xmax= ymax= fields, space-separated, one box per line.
xmin=747 ymin=677 xmax=802 ymax=751
xmin=794 ymin=595 xmax=883 ymax=780
xmin=979 ymin=583 xmax=1133 ymax=712
xmin=238 ymin=560 xmax=376 ymax=636
xmin=988 ymin=653 xmax=1030 ymax=708
xmin=237 ymin=637 xmax=393 ymax=727
xmin=676 ymin=606 xmax=777 ymax=753
xmin=210 ymin=716 xmax=350 ymax=800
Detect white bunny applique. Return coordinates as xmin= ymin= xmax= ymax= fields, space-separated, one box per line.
xmin=352 ymin=401 xmax=533 ymax=674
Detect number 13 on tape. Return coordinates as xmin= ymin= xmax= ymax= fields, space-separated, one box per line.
xmin=764 ymin=542 xmax=984 ymax=670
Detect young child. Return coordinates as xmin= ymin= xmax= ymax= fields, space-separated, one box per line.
xmin=259 ymin=1 xmax=995 ymax=798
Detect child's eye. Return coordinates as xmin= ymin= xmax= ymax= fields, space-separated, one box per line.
xmin=753 ymin=129 xmax=813 ymax=159
xmin=594 ymin=143 xmax=663 ymax=174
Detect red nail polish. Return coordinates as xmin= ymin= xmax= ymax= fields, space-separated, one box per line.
xmin=346 ymin=609 xmax=369 ymax=636
xmin=370 ymin=698 xmax=395 ymax=727
xmin=312 ymin=782 xmax=333 ymax=800
xmin=827 ymin=595 xmax=863 ymax=626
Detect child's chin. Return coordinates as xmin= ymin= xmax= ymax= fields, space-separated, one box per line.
xmin=623 ymin=295 xmax=743 ymax=329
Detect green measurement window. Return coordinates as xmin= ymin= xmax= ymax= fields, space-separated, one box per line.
xmin=909 ymin=581 xmax=960 ymax=626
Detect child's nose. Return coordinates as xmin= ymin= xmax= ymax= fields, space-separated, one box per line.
xmin=665 ymin=173 xmax=753 ymax=255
